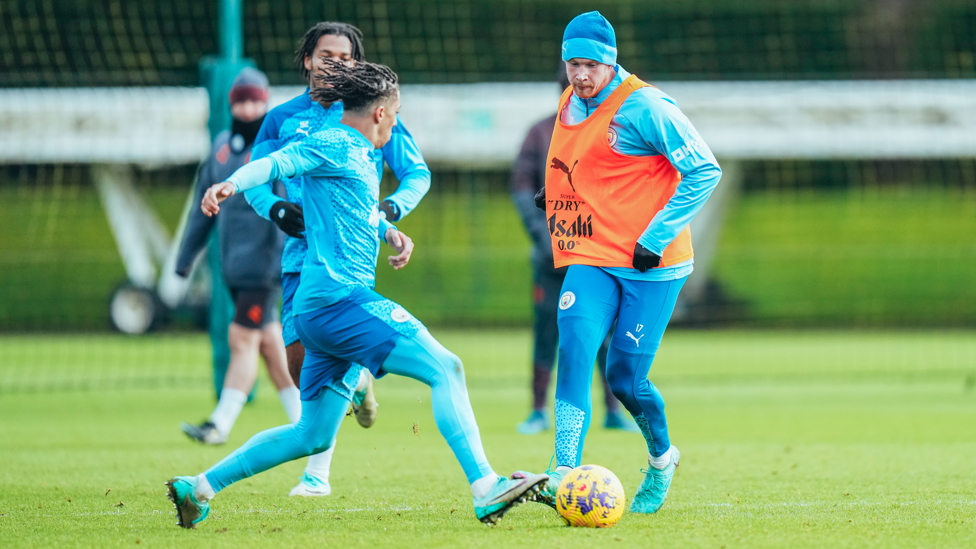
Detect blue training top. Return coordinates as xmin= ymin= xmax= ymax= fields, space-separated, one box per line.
xmin=562 ymin=65 xmax=723 ymax=281
xmin=244 ymin=90 xmax=431 ymax=275
xmin=228 ymin=124 xmax=395 ymax=315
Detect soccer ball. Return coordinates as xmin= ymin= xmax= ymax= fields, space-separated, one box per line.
xmin=555 ymin=464 xmax=626 ymax=528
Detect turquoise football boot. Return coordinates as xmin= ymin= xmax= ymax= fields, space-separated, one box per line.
xmin=165 ymin=476 xmax=210 ymax=528
xmin=630 ymin=446 xmax=680 ymax=514
xmin=474 ymin=473 xmax=548 ymax=525
xmin=289 ymin=472 xmax=332 ymax=497
xmin=512 ymin=464 xmax=564 ymax=509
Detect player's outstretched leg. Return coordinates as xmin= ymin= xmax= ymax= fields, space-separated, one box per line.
xmin=534 ymin=266 xmax=619 ymax=507
xmin=165 ymin=387 xmax=349 ymax=528
xmin=604 ymin=276 xmax=687 ymax=514
xmin=381 ymin=328 xmax=548 ymax=524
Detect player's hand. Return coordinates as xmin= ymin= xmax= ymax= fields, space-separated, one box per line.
xmin=270 ymin=201 xmax=305 ymax=238
xmin=377 ymin=199 xmax=401 ymax=221
xmin=632 ymin=242 xmax=661 ymax=272
xmin=385 ymin=228 xmax=414 ymax=270
xmin=533 ymin=187 xmax=546 ymax=210
xmin=201 ymin=182 xmax=236 ymax=217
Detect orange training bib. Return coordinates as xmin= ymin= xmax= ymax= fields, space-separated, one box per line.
xmin=544 ymin=75 xmax=693 ymax=269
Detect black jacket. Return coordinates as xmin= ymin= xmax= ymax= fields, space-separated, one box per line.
xmin=175 ymin=130 xmax=284 ymax=289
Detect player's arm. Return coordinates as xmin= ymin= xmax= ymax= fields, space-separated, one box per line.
xmin=626 ymin=94 xmax=722 ymax=269
xmin=174 ymin=159 xmax=217 ymax=277
xmin=201 ymin=142 xmax=329 ymax=216
xmin=240 ymin=139 xmax=306 ymax=237
xmin=378 ymin=121 xmax=431 ymax=221
xmin=241 ymin=139 xmax=286 ymax=222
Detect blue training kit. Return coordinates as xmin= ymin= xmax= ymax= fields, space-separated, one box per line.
xmin=554 ymin=266 xmax=687 ymax=465
xmin=243 ymin=91 xmax=430 ymax=347
xmin=205 ymin=121 xmax=494 ymax=494
xmin=551 ymin=63 xmax=720 ymax=467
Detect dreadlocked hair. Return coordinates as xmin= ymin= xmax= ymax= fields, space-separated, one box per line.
xmin=294 ymin=22 xmax=365 ymax=80
xmin=311 ymin=60 xmax=399 ymax=114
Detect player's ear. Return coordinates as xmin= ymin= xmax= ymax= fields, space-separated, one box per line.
xmin=374 ymin=104 xmax=385 ymax=124
xmin=304 ymin=55 xmax=312 ymax=73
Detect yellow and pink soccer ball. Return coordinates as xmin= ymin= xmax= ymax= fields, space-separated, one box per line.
xmin=555 ymin=464 xmax=626 ymax=528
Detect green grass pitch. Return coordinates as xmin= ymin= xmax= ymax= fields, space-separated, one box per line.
xmin=1 ymin=329 xmax=975 ymax=547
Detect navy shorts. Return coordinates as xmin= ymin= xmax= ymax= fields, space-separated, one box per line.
xmin=229 ymin=286 xmax=281 ymax=329
xmin=294 ymin=287 xmax=426 ymax=401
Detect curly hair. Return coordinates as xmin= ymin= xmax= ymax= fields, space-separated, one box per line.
xmin=294 ymin=22 xmax=365 ymax=80
xmin=310 ymin=60 xmax=399 ymax=114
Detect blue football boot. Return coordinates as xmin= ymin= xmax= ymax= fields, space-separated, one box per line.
xmin=165 ymin=476 xmax=210 ymax=528
xmin=630 ymin=446 xmax=680 ymax=514
xmin=511 ymin=465 xmax=565 ymax=509
xmin=474 ymin=473 xmax=548 ymax=525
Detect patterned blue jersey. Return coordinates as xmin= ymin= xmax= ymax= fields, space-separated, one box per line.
xmin=229 ymin=125 xmax=393 ymax=313
xmin=244 ymin=92 xmax=431 ymax=275
xmin=246 ymin=96 xmax=342 ymax=273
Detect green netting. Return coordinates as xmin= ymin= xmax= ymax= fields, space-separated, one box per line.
xmin=1 ymin=0 xmax=974 ymax=87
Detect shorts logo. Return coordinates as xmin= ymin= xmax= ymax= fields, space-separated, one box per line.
xmin=558 ymin=291 xmax=576 ymax=310
xmin=247 ymin=305 xmax=264 ymax=325
xmin=390 ymin=308 xmax=411 ymax=323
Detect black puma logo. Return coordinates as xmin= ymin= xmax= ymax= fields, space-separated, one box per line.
xmin=550 ymin=157 xmax=579 ymax=192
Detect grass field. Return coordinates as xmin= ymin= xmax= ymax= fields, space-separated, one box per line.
xmin=2 ymin=329 xmax=975 ymax=547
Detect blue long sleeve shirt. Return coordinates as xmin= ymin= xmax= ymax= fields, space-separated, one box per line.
xmin=243 ymin=90 xmax=431 ymax=274
xmin=229 ymin=124 xmax=396 ymax=313
xmin=562 ymin=65 xmax=722 ymax=281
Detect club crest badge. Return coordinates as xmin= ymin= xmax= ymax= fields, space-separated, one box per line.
xmin=558 ymin=291 xmax=576 ymax=310
xmin=390 ymin=308 xmax=411 ymax=323
xmin=607 ymin=127 xmax=618 ymax=147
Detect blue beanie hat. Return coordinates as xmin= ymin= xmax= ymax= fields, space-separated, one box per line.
xmin=562 ymin=11 xmax=617 ymax=65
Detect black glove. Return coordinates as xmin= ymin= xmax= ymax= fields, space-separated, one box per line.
xmin=632 ymin=242 xmax=661 ymax=272
xmin=270 ymin=201 xmax=305 ymax=238
xmin=378 ymin=199 xmax=401 ymax=221
xmin=533 ymin=187 xmax=546 ymax=211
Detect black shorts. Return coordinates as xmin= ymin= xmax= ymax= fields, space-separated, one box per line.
xmin=229 ymin=286 xmax=281 ymax=329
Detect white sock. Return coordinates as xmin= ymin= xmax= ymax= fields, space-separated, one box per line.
xmin=210 ymin=388 xmax=248 ymax=436
xmin=304 ymin=445 xmax=335 ymax=483
xmin=555 ymin=465 xmax=573 ymax=474
xmin=278 ymin=386 xmax=302 ymax=424
xmin=195 ymin=474 xmax=215 ymax=502
xmin=649 ymin=446 xmax=673 ymax=470
xmin=470 ymin=472 xmax=500 ymax=500
xmin=355 ymin=369 xmax=370 ymax=392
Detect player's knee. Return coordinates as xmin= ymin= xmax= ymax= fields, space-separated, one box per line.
xmin=606 ymin=371 xmax=633 ymax=404
xmin=293 ymin=425 xmax=332 ymax=455
xmin=430 ymin=352 xmax=464 ymax=386
xmin=309 ymin=440 xmax=334 ymax=455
